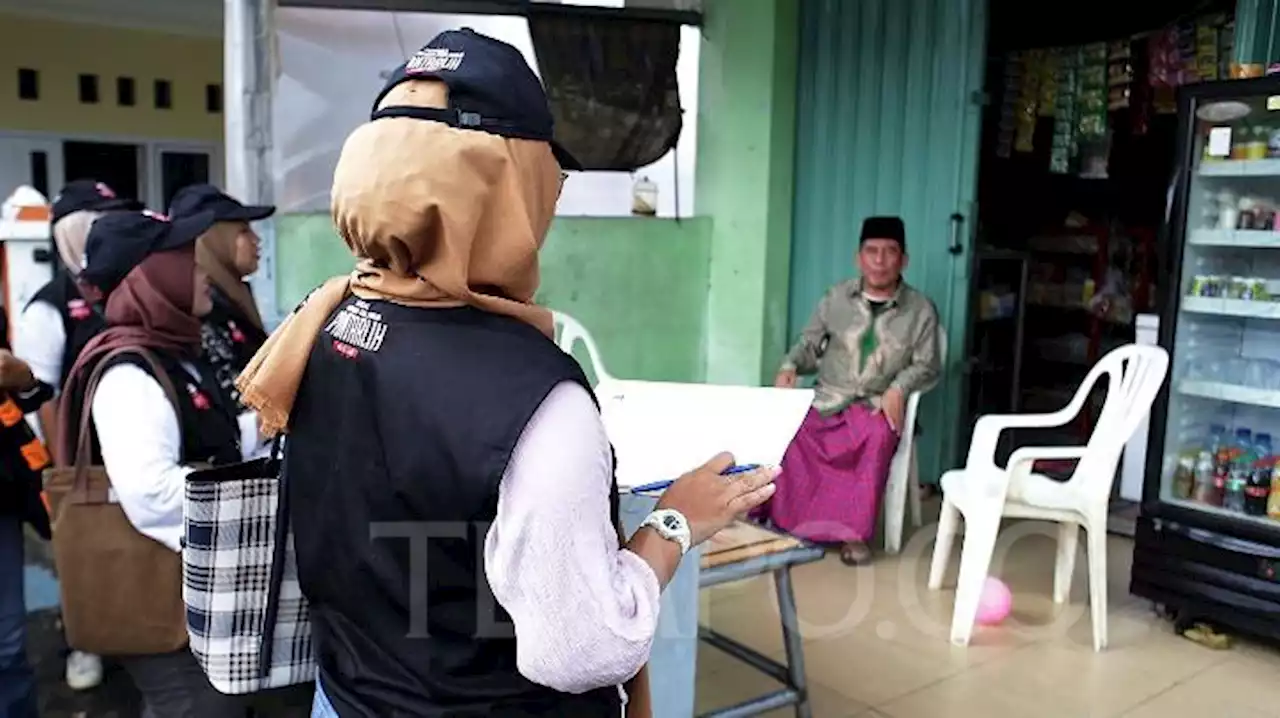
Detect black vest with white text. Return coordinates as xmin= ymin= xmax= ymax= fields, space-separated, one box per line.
xmin=28 ymin=272 xmax=107 ymax=391
xmin=286 ymin=297 xmax=622 ymax=718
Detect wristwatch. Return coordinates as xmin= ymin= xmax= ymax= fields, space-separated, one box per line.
xmin=641 ymin=509 xmax=691 ymax=555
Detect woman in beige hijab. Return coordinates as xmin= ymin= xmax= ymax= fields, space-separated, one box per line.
xmin=237 ymin=29 xmax=775 ymax=718
xmin=168 ymin=184 xmax=274 ymax=407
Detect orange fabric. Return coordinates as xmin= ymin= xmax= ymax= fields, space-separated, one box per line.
xmin=237 ymin=80 xmax=562 ymax=436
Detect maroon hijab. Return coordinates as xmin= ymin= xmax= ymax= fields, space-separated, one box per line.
xmin=57 ymin=246 xmax=202 ymax=463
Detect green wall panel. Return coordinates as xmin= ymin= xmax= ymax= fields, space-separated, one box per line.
xmin=274 ymin=214 xmax=711 ymax=383
xmin=790 ymin=0 xmax=987 ymax=483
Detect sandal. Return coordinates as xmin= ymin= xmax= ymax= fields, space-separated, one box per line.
xmin=1181 ymin=622 xmax=1233 ymax=650
xmin=838 ymin=542 xmax=871 ymax=566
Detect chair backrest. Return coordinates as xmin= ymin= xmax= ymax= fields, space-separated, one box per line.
xmin=552 ymin=310 xmax=612 ymax=385
xmin=1069 ymin=344 xmax=1170 ymax=499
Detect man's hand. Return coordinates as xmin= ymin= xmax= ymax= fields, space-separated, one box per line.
xmin=879 ymin=386 xmax=906 ymax=434
xmin=0 ymin=350 xmax=36 ymax=392
xmin=774 ymin=368 xmax=798 ymax=388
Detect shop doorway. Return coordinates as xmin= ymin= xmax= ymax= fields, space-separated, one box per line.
xmin=968 ymin=0 xmax=1236 ymax=534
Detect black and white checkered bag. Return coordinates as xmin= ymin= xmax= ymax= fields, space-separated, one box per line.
xmin=183 ymin=442 xmax=315 ymax=694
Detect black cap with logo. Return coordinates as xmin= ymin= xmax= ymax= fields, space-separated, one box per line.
xmin=371 ymin=27 xmax=582 ymax=171
xmin=80 ymin=209 xmax=218 ymax=295
xmin=168 ymin=184 xmax=275 ymax=224
xmin=51 ymin=179 xmax=142 ymax=225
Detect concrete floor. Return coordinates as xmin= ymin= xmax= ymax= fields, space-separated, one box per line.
xmin=696 ymin=526 xmax=1280 ymax=718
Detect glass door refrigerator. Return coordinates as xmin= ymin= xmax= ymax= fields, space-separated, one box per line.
xmin=1132 ymin=76 xmax=1280 ymax=641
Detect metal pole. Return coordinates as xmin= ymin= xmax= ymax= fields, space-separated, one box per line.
xmin=225 ymin=0 xmax=281 ymax=326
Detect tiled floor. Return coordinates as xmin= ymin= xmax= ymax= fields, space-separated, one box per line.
xmin=695 ymin=523 xmax=1280 ymax=718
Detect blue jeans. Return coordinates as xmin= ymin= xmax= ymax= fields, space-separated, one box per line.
xmin=0 ymin=516 xmax=37 ymax=718
xmin=310 ymin=680 xmax=337 ymax=718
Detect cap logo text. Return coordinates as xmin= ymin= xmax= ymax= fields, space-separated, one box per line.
xmin=141 ymin=209 xmax=171 ymax=222
xmin=405 ymin=48 xmax=464 ymax=74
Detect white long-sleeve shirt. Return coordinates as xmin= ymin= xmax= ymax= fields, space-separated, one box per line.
xmin=91 ymin=360 xmax=265 ymax=552
xmin=483 ymin=381 xmax=663 ymax=694
xmin=14 ymin=299 xmax=66 ymax=389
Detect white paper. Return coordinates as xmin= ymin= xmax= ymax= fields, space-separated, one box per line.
xmin=1207 ymin=127 xmax=1232 ymax=157
xmin=595 ymin=379 xmax=815 ymax=489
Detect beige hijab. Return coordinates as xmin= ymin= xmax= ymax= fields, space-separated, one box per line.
xmin=196 ymin=222 xmax=264 ymax=329
xmin=237 ymin=80 xmax=562 ymax=436
xmin=53 ymin=210 xmax=103 ymax=275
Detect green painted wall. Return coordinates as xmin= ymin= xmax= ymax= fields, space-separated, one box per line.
xmin=273 ymin=214 xmax=712 ymax=383
xmin=696 ymin=0 xmax=799 ymax=386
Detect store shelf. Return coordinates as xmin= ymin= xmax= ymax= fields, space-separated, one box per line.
xmin=1188 ymin=229 xmax=1280 ymax=248
xmin=1165 ymin=497 xmax=1280 ymax=531
xmin=1198 ymin=159 xmax=1280 ymax=177
xmin=1182 ymin=296 xmax=1280 ymax=319
xmin=1179 ymin=380 xmax=1280 ymax=409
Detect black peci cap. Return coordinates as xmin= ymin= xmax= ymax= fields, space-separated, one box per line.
xmin=860 ymin=216 xmax=906 ymax=250
xmin=80 ymin=209 xmax=218 ymax=295
xmin=51 ymin=179 xmax=142 ymax=225
xmin=168 ymin=183 xmax=275 ymax=224
xmin=371 ymin=27 xmax=582 ymax=171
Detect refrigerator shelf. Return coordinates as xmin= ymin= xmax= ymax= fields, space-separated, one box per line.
xmin=1178 ymin=380 xmax=1280 ymax=409
xmin=1164 ymin=498 xmax=1280 ymax=531
xmin=1181 ymin=296 xmax=1280 ymax=319
xmin=1198 ymin=158 xmax=1280 ymax=177
xmin=1188 ymin=229 xmax=1280 ymax=248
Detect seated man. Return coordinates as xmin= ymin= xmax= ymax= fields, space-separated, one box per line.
xmin=762 ymin=216 xmax=940 ymax=566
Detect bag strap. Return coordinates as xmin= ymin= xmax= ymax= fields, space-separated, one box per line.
xmin=68 ymin=347 xmax=184 ymax=502
xmin=258 ymin=436 xmax=290 ymax=678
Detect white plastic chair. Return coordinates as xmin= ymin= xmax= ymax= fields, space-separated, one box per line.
xmin=552 ymin=310 xmax=613 ymax=386
xmin=883 ymin=328 xmax=948 ymax=555
xmin=926 ymin=344 xmax=1169 ymax=651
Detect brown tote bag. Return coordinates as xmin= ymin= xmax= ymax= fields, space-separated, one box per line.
xmin=43 ymin=347 xmax=190 ymax=656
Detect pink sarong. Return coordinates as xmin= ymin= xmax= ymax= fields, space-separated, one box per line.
xmin=752 ymin=403 xmax=900 ymax=543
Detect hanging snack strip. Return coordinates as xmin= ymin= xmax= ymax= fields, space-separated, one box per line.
xmin=1038 ymin=48 xmax=1060 ymax=118
xmin=1078 ymin=42 xmax=1108 ymax=139
xmin=1015 ymin=49 xmax=1043 ymax=153
xmin=1050 ymin=47 xmax=1081 ymax=175
xmin=1107 ymin=40 xmax=1133 ymax=111
xmin=1148 ymin=26 xmax=1179 ymax=114
xmin=996 ymin=51 xmax=1023 ymax=159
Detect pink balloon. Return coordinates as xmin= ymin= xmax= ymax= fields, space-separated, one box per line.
xmin=975 ymin=577 xmax=1012 ymax=626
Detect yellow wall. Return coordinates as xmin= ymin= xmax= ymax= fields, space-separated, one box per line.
xmin=0 ymin=13 xmax=222 ymax=141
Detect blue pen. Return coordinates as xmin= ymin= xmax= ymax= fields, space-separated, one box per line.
xmin=629 ymin=464 xmax=761 ymax=494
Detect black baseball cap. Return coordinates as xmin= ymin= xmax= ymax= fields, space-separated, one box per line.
xmin=371 ymin=28 xmax=582 ymax=171
xmin=168 ymin=184 xmax=275 ymax=223
xmin=51 ymin=179 xmax=142 ymax=225
xmin=80 ymin=209 xmax=218 ymax=294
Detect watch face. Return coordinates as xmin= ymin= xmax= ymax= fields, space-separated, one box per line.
xmin=663 ymin=515 xmax=682 ymax=531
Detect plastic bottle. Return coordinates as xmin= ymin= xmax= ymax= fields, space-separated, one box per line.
xmin=1247 ymin=433 xmax=1276 ymax=516
xmin=1257 ymin=432 xmax=1273 ymax=460
xmin=1225 ymin=428 xmax=1254 ymax=512
xmin=1193 ymin=451 xmax=1218 ymax=504
xmin=1269 ymin=462 xmax=1280 ymax=520
xmin=1172 ymin=454 xmax=1197 ymax=499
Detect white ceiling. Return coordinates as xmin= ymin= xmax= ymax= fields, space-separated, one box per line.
xmin=0 ymin=0 xmax=223 ymax=37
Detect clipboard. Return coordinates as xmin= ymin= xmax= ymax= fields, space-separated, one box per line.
xmin=595 ymin=379 xmax=814 ymax=490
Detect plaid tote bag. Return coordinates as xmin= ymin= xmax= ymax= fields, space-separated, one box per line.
xmin=183 ymin=440 xmax=315 ymax=694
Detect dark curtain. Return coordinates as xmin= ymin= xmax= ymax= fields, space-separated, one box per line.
xmin=527 ymin=8 xmax=683 ymax=171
